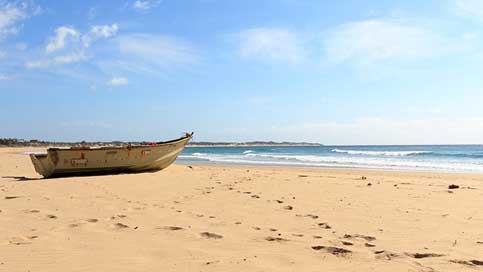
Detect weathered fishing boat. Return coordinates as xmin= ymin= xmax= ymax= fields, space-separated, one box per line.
xmin=30 ymin=133 xmax=193 ymax=178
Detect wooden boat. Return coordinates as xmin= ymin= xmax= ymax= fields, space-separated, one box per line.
xmin=30 ymin=133 xmax=193 ymax=178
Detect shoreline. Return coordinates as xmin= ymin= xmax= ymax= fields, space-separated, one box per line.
xmin=175 ymin=161 xmax=483 ymax=176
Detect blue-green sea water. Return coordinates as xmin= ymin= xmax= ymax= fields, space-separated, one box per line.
xmin=178 ymin=145 xmax=483 ymax=172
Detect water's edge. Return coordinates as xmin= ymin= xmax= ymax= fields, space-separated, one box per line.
xmin=178 ymin=145 xmax=483 ymax=173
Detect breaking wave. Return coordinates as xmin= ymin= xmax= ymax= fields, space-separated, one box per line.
xmin=178 ymin=152 xmax=483 ymax=172
xmin=331 ymin=149 xmax=432 ymax=156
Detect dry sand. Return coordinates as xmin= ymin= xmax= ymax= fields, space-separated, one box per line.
xmin=1 ymin=147 xmax=483 ymax=271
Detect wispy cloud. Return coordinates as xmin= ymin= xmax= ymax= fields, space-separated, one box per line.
xmin=450 ymin=0 xmax=483 ymax=19
xmin=27 ymin=23 xmax=118 ymax=69
xmin=133 ymin=0 xmax=161 ymax=11
xmin=82 ymin=23 xmax=118 ymax=47
xmin=25 ymin=52 xmax=87 ymax=68
xmin=0 ymin=1 xmax=40 ymax=40
xmin=107 ymin=76 xmax=128 ymax=86
xmin=324 ymin=19 xmax=445 ymax=64
xmin=236 ymin=28 xmax=304 ymax=63
xmin=115 ymin=33 xmax=197 ymax=68
xmin=46 ymin=26 xmax=79 ymax=53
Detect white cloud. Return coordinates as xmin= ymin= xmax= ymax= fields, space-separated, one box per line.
xmin=451 ymin=0 xmax=483 ymax=18
xmin=82 ymin=23 xmax=118 ymax=47
xmin=53 ymin=52 xmax=88 ymax=64
xmin=133 ymin=0 xmax=161 ymax=11
xmin=236 ymin=28 xmax=303 ymax=63
xmin=25 ymin=52 xmax=87 ymax=68
xmin=0 ymin=1 xmax=39 ymax=40
xmin=324 ymin=19 xmax=444 ymax=64
xmin=28 ymin=23 xmax=118 ymax=68
xmin=46 ymin=26 xmax=79 ymax=53
xmin=116 ymin=34 xmax=197 ymax=67
xmin=107 ymin=76 xmax=128 ymax=86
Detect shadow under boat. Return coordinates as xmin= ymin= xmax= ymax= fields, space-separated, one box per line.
xmin=1 ymin=176 xmax=41 ymax=181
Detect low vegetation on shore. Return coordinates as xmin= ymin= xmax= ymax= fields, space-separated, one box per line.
xmin=0 ymin=138 xmax=322 ymax=147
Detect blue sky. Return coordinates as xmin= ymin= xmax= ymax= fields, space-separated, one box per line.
xmin=1 ymin=0 xmax=483 ymax=144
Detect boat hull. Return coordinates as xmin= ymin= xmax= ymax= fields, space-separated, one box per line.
xmin=30 ymin=133 xmax=193 ymax=178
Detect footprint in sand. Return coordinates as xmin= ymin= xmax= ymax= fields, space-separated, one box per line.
xmin=110 ymin=214 xmax=127 ymax=220
xmin=266 ymin=236 xmax=289 ymax=242
xmin=46 ymin=214 xmax=57 ymax=219
xmin=161 ymin=226 xmax=184 ymax=231
xmin=8 ymin=237 xmax=31 ymax=245
xmin=343 ymin=234 xmax=376 ymax=241
xmin=450 ymin=259 xmax=483 ymax=266
xmin=318 ymin=223 xmax=331 ymax=229
xmin=112 ymin=223 xmax=129 ymax=229
xmin=86 ymin=219 xmax=98 ymax=223
xmin=200 ymin=232 xmax=223 ymax=239
xmin=374 ymin=251 xmax=399 ymax=260
xmin=406 ymin=253 xmax=444 ymax=259
xmin=4 ymin=196 xmax=20 ymax=200
xmin=23 ymin=209 xmax=40 ymax=213
xmin=312 ymin=246 xmax=352 ymax=256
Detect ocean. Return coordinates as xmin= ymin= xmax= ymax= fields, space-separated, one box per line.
xmin=178 ymin=145 xmax=483 ymax=173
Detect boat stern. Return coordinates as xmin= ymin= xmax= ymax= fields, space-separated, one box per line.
xmin=30 ymin=152 xmax=56 ymax=178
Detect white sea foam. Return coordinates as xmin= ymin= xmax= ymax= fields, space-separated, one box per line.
xmin=192 ymin=152 xmax=208 ymax=156
xmin=179 ymin=152 xmax=483 ymax=172
xmin=243 ymin=150 xmax=254 ymax=154
xmin=331 ymin=149 xmax=431 ymax=156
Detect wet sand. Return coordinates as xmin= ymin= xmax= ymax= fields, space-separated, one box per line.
xmin=1 ymin=147 xmax=483 ymax=271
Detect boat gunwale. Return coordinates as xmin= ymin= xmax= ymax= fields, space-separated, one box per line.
xmin=45 ymin=133 xmax=193 ymax=152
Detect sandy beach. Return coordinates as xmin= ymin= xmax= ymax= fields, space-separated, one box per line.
xmin=1 ymin=147 xmax=482 ymax=272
